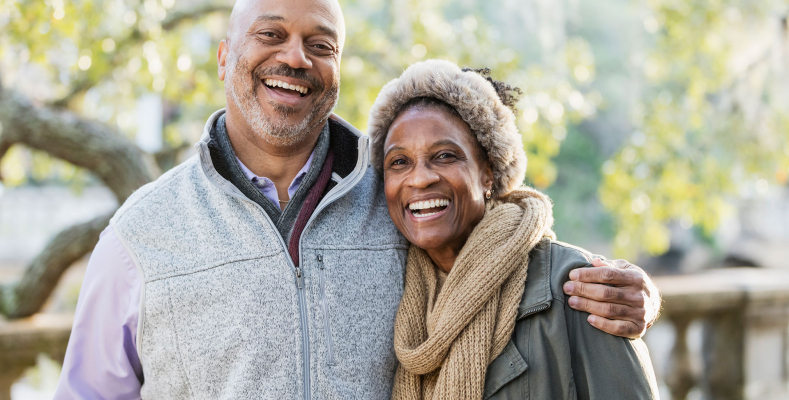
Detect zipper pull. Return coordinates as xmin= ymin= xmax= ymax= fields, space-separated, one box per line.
xmin=317 ymin=254 xmax=324 ymax=269
xmin=295 ymin=267 xmax=304 ymax=289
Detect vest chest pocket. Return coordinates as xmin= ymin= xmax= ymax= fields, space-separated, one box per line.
xmin=316 ymin=254 xmax=336 ymax=366
xmin=311 ymin=247 xmax=406 ymax=396
xmin=484 ymin=340 xmax=529 ymax=400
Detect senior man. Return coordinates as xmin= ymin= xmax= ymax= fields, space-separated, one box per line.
xmin=54 ymin=0 xmax=660 ymax=398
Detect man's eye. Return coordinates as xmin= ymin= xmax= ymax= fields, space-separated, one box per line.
xmin=310 ymin=43 xmax=335 ymax=54
xmin=259 ymin=32 xmax=277 ymax=38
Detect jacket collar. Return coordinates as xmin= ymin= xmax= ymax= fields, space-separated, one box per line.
xmin=517 ymin=237 xmax=553 ymax=320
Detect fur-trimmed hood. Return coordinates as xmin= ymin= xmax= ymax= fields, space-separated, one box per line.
xmin=367 ymin=59 xmax=527 ymax=195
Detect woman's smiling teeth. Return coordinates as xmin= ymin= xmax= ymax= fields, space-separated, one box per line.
xmin=408 ymin=198 xmax=451 ymax=218
xmin=264 ymin=79 xmax=309 ymax=95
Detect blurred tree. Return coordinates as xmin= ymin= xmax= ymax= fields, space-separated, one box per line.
xmin=0 ymin=0 xmax=591 ymax=318
xmin=600 ymin=0 xmax=789 ymax=257
xmin=0 ymin=0 xmax=234 ymax=318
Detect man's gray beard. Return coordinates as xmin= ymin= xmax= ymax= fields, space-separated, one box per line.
xmin=224 ymin=55 xmax=339 ymax=147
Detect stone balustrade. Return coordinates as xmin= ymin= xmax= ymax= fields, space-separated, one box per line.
xmin=653 ymin=268 xmax=789 ymax=400
xmin=1 ymin=268 xmax=789 ymax=399
xmin=0 ymin=314 xmax=72 ymax=400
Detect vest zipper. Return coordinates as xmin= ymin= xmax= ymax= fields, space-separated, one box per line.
xmin=295 ymin=266 xmax=304 ymax=288
xmin=201 ymin=134 xmax=369 ymax=400
xmin=295 ymin=267 xmax=310 ymax=400
xmin=294 ymin=135 xmax=368 ymax=400
xmin=317 ymin=254 xmax=336 ymax=365
xmin=199 ymin=174 xmax=313 ymax=400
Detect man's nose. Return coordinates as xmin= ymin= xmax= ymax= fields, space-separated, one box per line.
xmin=275 ymin=37 xmax=312 ymax=70
xmin=407 ymin=161 xmax=440 ymax=188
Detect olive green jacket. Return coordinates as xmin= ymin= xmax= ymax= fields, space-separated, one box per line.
xmin=482 ymin=238 xmax=660 ymax=400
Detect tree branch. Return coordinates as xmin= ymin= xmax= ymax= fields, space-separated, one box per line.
xmin=49 ymin=3 xmax=232 ymax=108
xmin=0 ymin=88 xmax=154 ymax=203
xmin=0 ymin=84 xmax=155 ymax=319
xmin=0 ymin=213 xmax=112 ymax=319
xmin=162 ymin=4 xmax=233 ymax=30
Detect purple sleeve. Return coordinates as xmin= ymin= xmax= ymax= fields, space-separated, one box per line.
xmin=54 ymin=225 xmax=144 ymax=400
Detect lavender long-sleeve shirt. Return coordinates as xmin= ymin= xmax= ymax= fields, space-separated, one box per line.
xmin=53 ymin=156 xmax=313 ymax=399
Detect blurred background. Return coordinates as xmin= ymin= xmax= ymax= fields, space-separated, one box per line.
xmin=1 ymin=0 xmax=788 ymax=399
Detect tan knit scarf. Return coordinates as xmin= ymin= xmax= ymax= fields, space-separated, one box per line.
xmin=391 ymin=188 xmax=555 ymax=400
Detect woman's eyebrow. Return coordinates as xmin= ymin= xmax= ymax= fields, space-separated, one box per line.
xmin=431 ymin=139 xmax=462 ymax=148
xmin=384 ymin=146 xmax=406 ymax=158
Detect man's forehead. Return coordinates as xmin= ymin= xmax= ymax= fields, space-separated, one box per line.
xmin=230 ymin=0 xmax=343 ymax=31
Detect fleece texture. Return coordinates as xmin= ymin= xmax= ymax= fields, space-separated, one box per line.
xmin=367 ymin=59 xmax=527 ymax=196
xmin=110 ymin=109 xmax=409 ymax=400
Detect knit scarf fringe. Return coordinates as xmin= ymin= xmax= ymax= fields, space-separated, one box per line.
xmin=391 ymin=187 xmax=555 ymax=400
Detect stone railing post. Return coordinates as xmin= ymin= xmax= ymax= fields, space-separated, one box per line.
xmin=702 ymin=310 xmax=745 ymax=400
xmin=665 ymin=314 xmax=695 ymax=400
xmin=654 ymin=268 xmax=789 ymax=400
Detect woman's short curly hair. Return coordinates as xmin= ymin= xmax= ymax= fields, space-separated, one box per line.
xmin=367 ymin=59 xmax=527 ymax=196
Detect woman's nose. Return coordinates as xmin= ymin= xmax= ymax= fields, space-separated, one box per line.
xmin=406 ymin=161 xmax=440 ymax=188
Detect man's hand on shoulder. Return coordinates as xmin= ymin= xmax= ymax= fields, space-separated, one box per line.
xmin=562 ymin=258 xmax=660 ymax=339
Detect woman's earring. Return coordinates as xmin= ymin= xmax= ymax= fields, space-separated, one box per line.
xmin=485 ymin=190 xmax=492 ymax=200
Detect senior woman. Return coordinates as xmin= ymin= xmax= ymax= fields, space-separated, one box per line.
xmin=367 ymin=60 xmax=659 ymax=400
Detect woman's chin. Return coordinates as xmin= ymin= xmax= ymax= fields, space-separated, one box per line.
xmin=404 ymin=230 xmax=451 ymax=251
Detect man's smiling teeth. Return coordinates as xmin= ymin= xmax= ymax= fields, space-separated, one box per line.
xmin=264 ymin=79 xmax=308 ymax=95
xmin=408 ymin=199 xmax=450 ymax=211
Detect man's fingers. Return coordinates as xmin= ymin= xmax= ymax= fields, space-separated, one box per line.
xmin=568 ymin=295 xmax=646 ymax=321
xmin=563 ymin=281 xmax=646 ymax=307
xmin=587 ymin=315 xmax=645 ymax=339
xmin=568 ymin=266 xmax=643 ymax=288
xmin=590 ymin=258 xmax=612 ymax=268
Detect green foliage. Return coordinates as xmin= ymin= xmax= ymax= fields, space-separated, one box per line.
xmin=1 ymin=0 xmax=594 ymax=194
xmin=335 ymin=0 xmax=597 ymax=189
xmin=600 ymin=0 xmax=789 ymax=257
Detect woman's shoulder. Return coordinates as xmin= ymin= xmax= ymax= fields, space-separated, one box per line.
xmin=526 ymin=238 xmax=596 ymax=303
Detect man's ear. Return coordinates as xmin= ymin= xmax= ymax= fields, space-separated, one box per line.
xmin=217 ymin=40 xmax=228 ymax=81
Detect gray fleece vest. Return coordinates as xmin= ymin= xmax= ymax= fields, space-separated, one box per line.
xmin=110 ymin=109 xmax=408 ymax=400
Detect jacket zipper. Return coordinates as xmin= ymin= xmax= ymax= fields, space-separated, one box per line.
xmin=317 ymin=254 xmax=336 ymax=365
xmin=518 ymin=303 xmax=550 ymax=320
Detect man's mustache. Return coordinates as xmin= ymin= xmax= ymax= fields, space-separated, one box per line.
xmin=254 ymin=64 xmax=325 ymax=93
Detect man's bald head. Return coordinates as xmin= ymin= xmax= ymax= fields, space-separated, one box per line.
xmin=217 ymin=0 xmax=345 ymax=149
xmin=226 ymin=0 xmax=345 ymax=53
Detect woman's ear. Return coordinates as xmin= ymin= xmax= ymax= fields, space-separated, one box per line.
xmin=482 ymin=164 xmax=494 ymax=192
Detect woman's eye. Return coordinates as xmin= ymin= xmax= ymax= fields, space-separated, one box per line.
xmin=437 ymin=153 xmax=455 ymax=160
